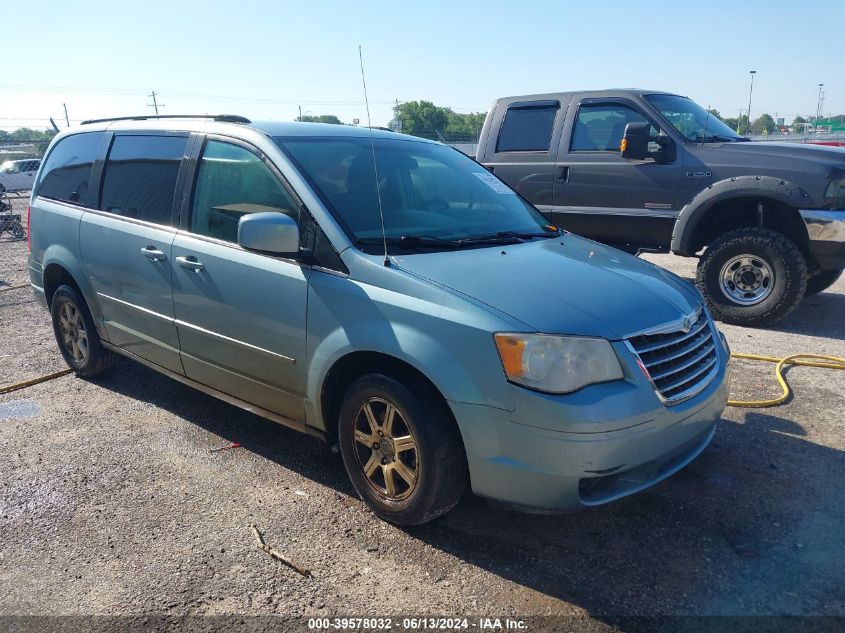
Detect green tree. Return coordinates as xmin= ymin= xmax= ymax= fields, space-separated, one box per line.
xmin=728 ymin=114 xmax=750 ymax=134
xmin=296 ymin=114 xmax=342 ymax=124
xmin=444 ymin=111 xmax=486 ymax=140
xmin=393 ymin=101 xmax=450 ymax=139
xmin=706 ymin=108 xmax=722 ymax=120
xmin=751 ymin=113 xmax=775 ymax=135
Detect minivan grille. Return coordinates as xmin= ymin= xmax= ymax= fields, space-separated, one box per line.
xmin=626 ymin=310 xmax=719 ymax=404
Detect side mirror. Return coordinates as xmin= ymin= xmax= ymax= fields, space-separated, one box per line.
xmin=237 ymin=212 xmax=300 ymax=257
xmin=620 ymin=122 xmax=651 ymax=160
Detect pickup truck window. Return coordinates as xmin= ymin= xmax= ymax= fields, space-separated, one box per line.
xmin=496 ymin=104 xmax=559 ymax=152
xmin=100 ymin=135 xmax=187 ymax=225
xmin=571 ymin=104 xmax=652 ymax=152
xmin=644 ymin=94 xmax=744 ymax=142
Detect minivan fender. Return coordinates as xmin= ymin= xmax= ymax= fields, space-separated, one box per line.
xmin=40 ymin=244 xmax=106 ymax=326
xmin=671 ymin=175 xmax=812 ymax=255
xmin=304 ymin=322 xmax=516 ymax=433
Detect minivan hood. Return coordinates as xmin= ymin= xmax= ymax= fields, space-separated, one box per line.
xmin=392 ymin=235 xmax=701 ymax=340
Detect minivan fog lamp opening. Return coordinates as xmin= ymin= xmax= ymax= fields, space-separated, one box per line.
xmin=494 ymin=333 xmax=624 ymax=394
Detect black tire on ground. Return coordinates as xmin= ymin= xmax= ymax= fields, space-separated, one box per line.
xmin=50 ymin=284 xmax=119 ymax=377
xmin=696 ymin=227 xmax=807 ymax=327
xmin=805 ymin=269 xmax=844 ymax=296
xmin=11 ymin=221 xmax=25 ymax=240
xmin=338 ymin=373 xmax=468 ymax=525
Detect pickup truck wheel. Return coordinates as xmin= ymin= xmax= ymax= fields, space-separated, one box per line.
xmin=338 ymin=373 xmax=467 ymax=525
xmin=696 ymin=228 xmax=807 ymax=327
xmin=805 ymin=269 xmax=843 ymax=296
xmin=50 ymin=285 xmax=119 ymax=377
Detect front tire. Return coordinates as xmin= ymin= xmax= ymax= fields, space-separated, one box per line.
xmin=696 ymin=228 xmax=807 ymax=327
xmin=338 ymin=374 xmax=467 ymax=525
xmin=805 ymin=268 xmax=843 ymax=296
xmin=50 ymin=285 xmax=118 ymax=377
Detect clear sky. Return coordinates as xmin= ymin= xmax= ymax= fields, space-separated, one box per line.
xmin=2 ymin=0 xmax=842 ymax=131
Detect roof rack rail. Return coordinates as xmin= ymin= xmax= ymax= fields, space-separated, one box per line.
xmin=80 ymin=114 xmax=251 ymax=125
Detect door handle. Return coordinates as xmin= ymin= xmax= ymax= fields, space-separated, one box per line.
xmin=556 ymin=166 xmax=569 ymax=184
xmin=141 ymin=245 xmax=167 ymax=261
xmin=176 ymin=255 xmax=204 ymax=272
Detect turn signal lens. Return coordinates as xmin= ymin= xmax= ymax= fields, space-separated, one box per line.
xmin=494 ymin=335 xmax=526 ymax=377
xmin=620 ymin=138 xmax=628 ymax=152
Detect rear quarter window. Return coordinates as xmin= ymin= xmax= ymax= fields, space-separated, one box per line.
xmin=35 ymin=132 xmax=104 ymax=206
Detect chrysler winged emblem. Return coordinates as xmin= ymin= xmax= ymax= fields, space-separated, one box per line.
xmin=682 ymin=314 xmax=695 ymax=332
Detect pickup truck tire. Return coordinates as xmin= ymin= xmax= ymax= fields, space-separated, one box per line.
xmin=696 ymin=228 xmax=807 ymax=327
xmin=805 ymin=269 xmax=843 ymax=296
xmin=50 ymin=285 xmax=119 ymax=377
xmin=338 ymin=373 xmax=467 ymax=525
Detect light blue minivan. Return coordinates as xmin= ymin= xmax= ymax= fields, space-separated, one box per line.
xmin=28 ymin=116 xmax=729 ymax=524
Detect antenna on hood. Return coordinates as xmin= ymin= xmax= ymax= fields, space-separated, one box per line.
xmin=358 ymin=45 xmax=390 ymax=267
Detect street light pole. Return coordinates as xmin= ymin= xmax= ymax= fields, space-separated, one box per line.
xmin=815 ymin=83 xmax=824 ymax=126
xmin=745 ymin=70 xmax=757 ymax=135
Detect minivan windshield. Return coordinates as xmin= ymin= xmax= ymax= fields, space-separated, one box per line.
xmin=276 ymin=137 xmax=557 ymax=253
xmin=644 ymin=94 xmax=748 ymax=143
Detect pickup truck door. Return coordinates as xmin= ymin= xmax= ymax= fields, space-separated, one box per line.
xmin=552 ymin=97 xmax=684 ymax=250
xmin=480 ymin=98 xmax=570 ymax=218
xmin=171 ymin=136 xmax=308 ymax=422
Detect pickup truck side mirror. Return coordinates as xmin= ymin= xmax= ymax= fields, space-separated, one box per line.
xmin=237 ymin=212 xmax=301 ymax=257
xmin=620 ymin=122 xmax=651 ymax=160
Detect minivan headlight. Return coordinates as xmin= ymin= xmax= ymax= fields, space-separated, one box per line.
xmin=494 ymin=333 xmax=624 ymax=394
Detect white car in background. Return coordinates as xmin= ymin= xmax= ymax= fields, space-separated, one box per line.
xmin=0 ymin=159 xmax=41 ymax=192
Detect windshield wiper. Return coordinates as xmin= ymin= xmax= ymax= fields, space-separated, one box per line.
xmin=356 ymin=235 xmax=462 ymax=249
xmin=691 ymin=134 xmax=748 ymax=143
xmin=457 ymin=230 xmax=560 ymax=245
xmin=357 ymin=229 xmax=559 ymax=251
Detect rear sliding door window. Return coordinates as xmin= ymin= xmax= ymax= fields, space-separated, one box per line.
xmin=99 ymin=135 xmax=187 ymax=225
xmin=496 ymin=104 xmax=559 ymax=152
xmin=36 ymin=132 xmax=104 ymax=206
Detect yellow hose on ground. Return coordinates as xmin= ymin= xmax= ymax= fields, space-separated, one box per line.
xmin=0 ymin=369 xmax=73 ymax=395
xmin=0 ymin=283 xmax=28 ymax=293
xmin=728 ymin=353 xmax=845 ymax=408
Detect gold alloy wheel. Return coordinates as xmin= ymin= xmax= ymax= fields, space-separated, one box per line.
xmin=352 ymin=397 xmax=419 ymax=501
xmin=58 ymin=300 xmax=88 ymax=363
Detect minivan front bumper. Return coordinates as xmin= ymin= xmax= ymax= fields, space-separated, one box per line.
xmin=449 ymin=340 xmax=729 ymax=512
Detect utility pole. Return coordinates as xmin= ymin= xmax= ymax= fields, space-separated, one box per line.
xmin=298 ymin=105 xmax=302 ymax=121
xmin=62 ymin=103 xmax=70 ymax=127
xmin=815 ymin=83 xmax=824 ymax=124
xmin=746 ymin=70 xmax=757 ymax=135
xmin=148 ymin=91 xmax=164 ymax=115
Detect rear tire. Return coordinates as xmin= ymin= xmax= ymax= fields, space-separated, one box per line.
xmin=696 ymin=228 xmax=807 ymax=327
xmin=50 ymin=285 xmax=119 ymax=377
xmin=338 ymin=373 xmax=467 ymax=525
xmin=805 ymin=268 xmax=843 ymax=296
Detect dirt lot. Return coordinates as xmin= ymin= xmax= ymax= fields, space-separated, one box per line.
xmin=2 ymin=194 xmax=844 ymax=632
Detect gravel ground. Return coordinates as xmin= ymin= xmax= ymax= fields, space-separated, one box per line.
xmin=1 ymin=194 xmax=844 ymax=632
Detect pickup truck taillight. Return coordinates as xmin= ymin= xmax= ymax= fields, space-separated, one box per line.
xmin=26 ymin=205 xmax=31 ymax=251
